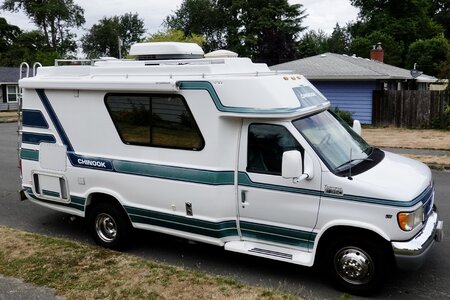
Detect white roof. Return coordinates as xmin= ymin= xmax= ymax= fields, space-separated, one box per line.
xmin=19 ymin=45 xmax=330 ymax=119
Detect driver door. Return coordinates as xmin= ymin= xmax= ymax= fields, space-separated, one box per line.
xmin=237 ymin=121 xmax=321 ymax=250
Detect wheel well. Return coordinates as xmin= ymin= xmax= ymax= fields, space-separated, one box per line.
xmin=315 ymin=226 xmax=393 ymax=265
xmin=86 ymin=193 xmax=127 ymax=219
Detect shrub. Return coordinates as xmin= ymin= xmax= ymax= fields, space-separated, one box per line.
xmin=333 ymin=107 xmax=354 ymax=126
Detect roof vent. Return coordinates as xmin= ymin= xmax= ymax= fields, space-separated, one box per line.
xmin=129 ymin=42 xmax=204 ymax=60
xmin=204 ymin=50 xmax=238 ymax=58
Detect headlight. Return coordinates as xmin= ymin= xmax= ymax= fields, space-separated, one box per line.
xmin=397 ymin=206 xmax=424 ymax=231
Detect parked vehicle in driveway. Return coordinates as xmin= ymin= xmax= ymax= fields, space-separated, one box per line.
xmin=18 ymin=42 xmax=443 ymax=294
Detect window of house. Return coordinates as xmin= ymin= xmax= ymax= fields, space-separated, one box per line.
xmin=6 ymin=85 xmax=19 ymax=102
xmin=105 ymin=94 xmax=204 ymax=151
xmin=247 ymin=124 xmax=303 ymax=175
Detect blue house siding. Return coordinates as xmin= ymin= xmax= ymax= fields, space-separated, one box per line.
xmin=311 ymin=81 xmax=376 ymax=124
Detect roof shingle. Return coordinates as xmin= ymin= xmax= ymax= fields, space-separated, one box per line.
xmin=271 ymin=53 xmax=438 ymax=83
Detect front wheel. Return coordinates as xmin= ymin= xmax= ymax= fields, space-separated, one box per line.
xmin=324 ymin=238 xmax=390 ymax=295
xmin=88 ymin=203 xmax=132 ymax=250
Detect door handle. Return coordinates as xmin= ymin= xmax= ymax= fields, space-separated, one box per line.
xmin=241 ymin=190 xmax=249 ymax=207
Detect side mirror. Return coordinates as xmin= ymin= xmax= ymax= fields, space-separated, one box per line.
xmin=282 ymin=150 xmax=314 ymax=183
xmin=352 ymin=120 xmax=362 ymax=136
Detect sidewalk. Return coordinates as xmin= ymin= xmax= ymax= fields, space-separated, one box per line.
xmin=0 ymin=275 xmax=62 ymax=300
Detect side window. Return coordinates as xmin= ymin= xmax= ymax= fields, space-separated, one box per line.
xmin=105 ymin=94 xmax=204 ymax=150
xmin=247 ymin=124 xmax=303 ymax=175
xmin=6 ymin=85 xmax=18 ymax=102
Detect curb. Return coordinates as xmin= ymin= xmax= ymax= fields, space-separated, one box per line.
xmin=0 ymin=119 xmax=17 ymax=123
xmin=428 ymin=164 xmax=450 ymax=172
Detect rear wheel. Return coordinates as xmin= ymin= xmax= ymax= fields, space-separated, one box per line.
xmin=89 ymin=202 xmax=131 ymax=250
xmin=324 ymin=237 xmax=390 ymax=295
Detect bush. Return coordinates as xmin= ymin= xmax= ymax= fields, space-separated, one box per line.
xmin=333 ymin=107 xmax=354 ymax=126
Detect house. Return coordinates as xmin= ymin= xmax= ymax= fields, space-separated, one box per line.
xmin=0 ymin=67 xmax=23 ymax=111
xmin=270 ymin=46 xmax=439 ymax=124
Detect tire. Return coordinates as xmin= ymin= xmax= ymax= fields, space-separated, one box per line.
xmin=324 ymin=237 xmax=390 ymax=295
xmin=88 ymin=202 xmax=132 ymax=250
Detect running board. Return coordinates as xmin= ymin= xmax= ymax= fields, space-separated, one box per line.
xmin=224 ymin=241 xmax=314 ymax=266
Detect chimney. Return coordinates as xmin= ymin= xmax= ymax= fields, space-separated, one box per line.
xmin=370 ymin=42 xmax=384 ymax=63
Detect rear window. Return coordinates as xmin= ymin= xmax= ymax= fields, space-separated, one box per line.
xmin=105 ymin=94 xmax=204 ymax=151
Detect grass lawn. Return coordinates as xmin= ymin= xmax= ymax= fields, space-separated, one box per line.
xmin=0 ymin=226 xmax=300 ymax=300
xmin=362 ymin=127 xmax=450 ymax=167
xmin=362 ymin=128 xmax=450 ymax=150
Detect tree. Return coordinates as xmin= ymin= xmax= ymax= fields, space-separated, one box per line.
xmin=165 ymin=0 xmax=223 ymax=51
xmin=0 ymin=18 xmax=58 ymax=66
xmin=165 ymin=0 xmax=307 ymax=65
xmin=1 ymin=0 xmax=85 ymax=55
xmin=349 ymin=31 xmax=404 ymax=66
xmin=431 ymin=0 xmax=450 ymax=39
xmin=82 ymin=13 xmax=145 ymax=59
xmin=406 ymin=36 xmax=450 ymax=76
xmin=298 ymin=30 xmax=329 ymax=58
xmin=349 ymin=0 xmax=444 ymax=67
xmin=146 ymin=29 xmax=205 ymax=46
xmin=0 ymin=17 xmax=21 ymax=53
xmin=327 ymin=24 xmax=351 ymax=54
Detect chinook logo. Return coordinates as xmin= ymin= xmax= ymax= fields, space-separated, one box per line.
xmin=77 ymin=158 xmax=107 ymax=168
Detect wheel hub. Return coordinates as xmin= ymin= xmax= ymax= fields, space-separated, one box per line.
xmin=96 ymin=213 xmax=117 ymax=243
xmin=335 ymin=247 xmax=373 ymax=285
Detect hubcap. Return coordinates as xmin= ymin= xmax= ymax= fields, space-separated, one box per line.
xmin=334 ymin=247 xmax=374 ymax=285
xmin=95 ymin=213 xmax=117 ymax=243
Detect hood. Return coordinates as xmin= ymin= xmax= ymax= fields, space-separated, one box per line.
xmin=350 ymin=151 xmax=432 ymax=204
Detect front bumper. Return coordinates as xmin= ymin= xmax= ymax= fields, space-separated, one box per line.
xmin=392 ymin=209 xmax=444 ymax=270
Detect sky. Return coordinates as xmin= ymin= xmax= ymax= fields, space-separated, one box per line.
xmin=1 ymin=0 xmax=359 ymax=37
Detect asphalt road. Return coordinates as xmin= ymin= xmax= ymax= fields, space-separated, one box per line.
xmin=1 ymin=122 xmax=449 ymax=299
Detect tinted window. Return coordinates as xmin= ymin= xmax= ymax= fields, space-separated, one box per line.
xmin=247 ymin=124 xmax=303 ymax=175
xmin=105 ymin=94 xmax=204 ymax=150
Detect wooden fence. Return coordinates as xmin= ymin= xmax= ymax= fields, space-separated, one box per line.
xmin=372 ymin=90 xmax=449 ymax=128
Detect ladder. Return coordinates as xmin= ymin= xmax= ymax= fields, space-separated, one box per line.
xmin=17 ymin=62 xmax=42 ymax=180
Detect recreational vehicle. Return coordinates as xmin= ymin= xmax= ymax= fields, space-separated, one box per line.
xmin=18 ymin=42 xmax=443 ymax=294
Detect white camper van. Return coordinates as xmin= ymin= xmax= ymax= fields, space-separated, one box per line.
xmin=18 ymin=42 xmax=443 ymax=294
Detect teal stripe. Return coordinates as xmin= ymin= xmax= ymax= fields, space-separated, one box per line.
xmin=240 ymin=221 xmax=316 ymax=248
xmin=238 ymin=172 xmax=321 ymax=197
xmin=125 ymin=205 xmax=315 ymax=248
xmin=325 ymin=183 xmax=433 ymax=207
xmin=114 ymin=160 xmax=234 ymax=185
xmin=125 ymin=206 xmax=238 ymax=238
xmin=21 ymin=151 xmax=431 ymax=208
xmin=42 ymin=189 xmax=60 ymax=198
xmin=178 ymin=81 xmax=313 ymax=115
xmin=20 ymin=148 xmax=39 ymax=161
xmin=25 ymin=188 xmax=85 ymax=212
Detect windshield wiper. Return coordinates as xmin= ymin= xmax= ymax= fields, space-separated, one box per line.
xmin=335 ymin=156 xmax=374 ymax=170
xmin=336 ymin=148 xmax=374 ymax=179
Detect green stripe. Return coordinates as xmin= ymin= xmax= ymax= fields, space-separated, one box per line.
xmin=25 ymin=188 xmax=85 ymax=212
xmin=238 ymin=172 xmax=322 ymax=197
xmin=42 ymin=189 xmax=60 ymax=198
xmin=22 ymin=151 xmax=431 ymax=208
xmin=125 ymin=206 xmax=238 ymax=238
xmin=20 ymin=148 xmax=39 ymax=161
xmin=178 ymin=81 xmax=310 ymax=115
xmin=114 ymin=160 xmax=234 ymax=185
xmin=325 ymin=183 xmax=433 ymax=207
xmin=240 ymin=221 xmax=316 ymax=248
xmin=125 ymin=205 xmax=315 ymax=248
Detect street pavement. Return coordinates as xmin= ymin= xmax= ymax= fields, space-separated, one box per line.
xmin=0 ymin=122 xmax=449 ymax=299
xmin=0 ymin=275 xmax=62 ymax=300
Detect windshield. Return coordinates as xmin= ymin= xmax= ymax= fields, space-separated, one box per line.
xmin=293 ymin=110 xmax=372 ymax=173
